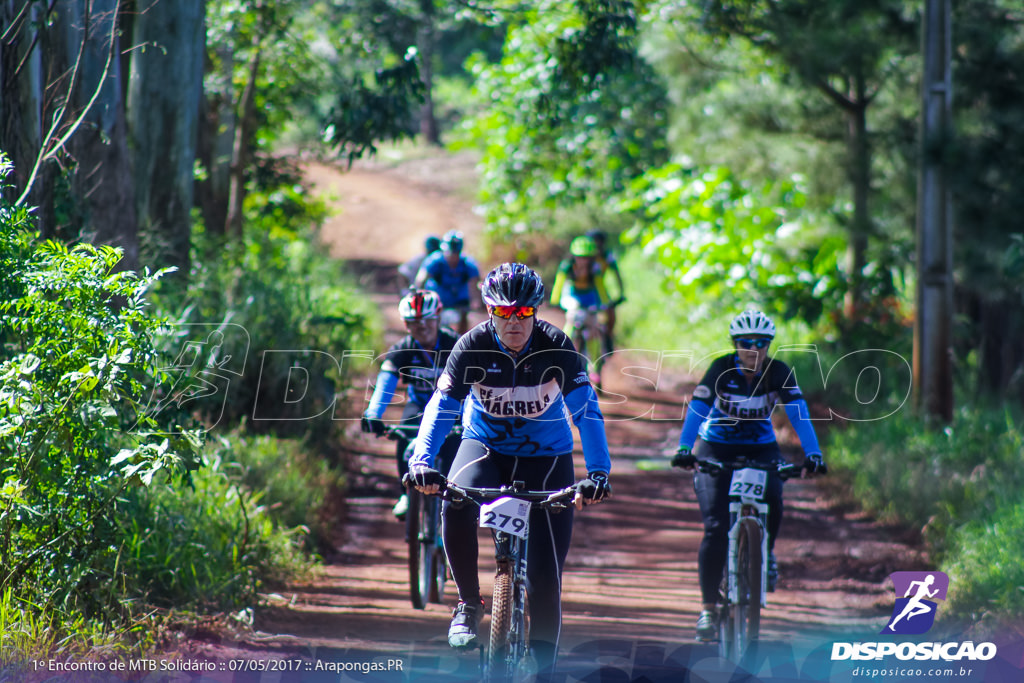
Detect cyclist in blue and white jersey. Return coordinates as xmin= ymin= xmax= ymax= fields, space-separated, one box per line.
xmin=408 ymin=263 xmax=612 ymax=673
xmin=670 ymin=310 xmax=827 ymax=641
xmin=361 ymin=289 xmax=461 ymax=518
xmin=414 ymin=229 xmax=481 ymax=334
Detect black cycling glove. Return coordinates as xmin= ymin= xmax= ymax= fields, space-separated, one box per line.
xmin=360 ymin=416 xmax=386 ymax=436
xmin=803 ymin=453 xmax=828 ymax=475
xmin=671 ymin=446 xmax=697 ymax=470
xmin=408 ymin=464 xmax=446 ymax=489
xmin=579 ymin=471 xmax=611 ymax=503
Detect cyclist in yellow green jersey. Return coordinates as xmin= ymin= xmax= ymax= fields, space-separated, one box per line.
xmin=550 ymin=235 xmax=610 ymax=315
xmin=586 ymin=229 xmax=626 ymax=354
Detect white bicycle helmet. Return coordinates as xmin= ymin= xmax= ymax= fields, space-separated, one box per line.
xmin=399 ymin=289 xmax=442 ymax=320
xmin=729 ymin=310 xmax=776 ymax=339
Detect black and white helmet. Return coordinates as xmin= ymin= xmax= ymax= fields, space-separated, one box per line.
xmin=480 ymin=263 xmax=545 ymax=308
xmin=729 ymin=310 xmax=776 ymax=339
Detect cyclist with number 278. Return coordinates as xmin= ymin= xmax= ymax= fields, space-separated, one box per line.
xmin=670 ymin=310 xmax=827 ymax=642
xmin=408 ymin=263 xmax=612 ymax=677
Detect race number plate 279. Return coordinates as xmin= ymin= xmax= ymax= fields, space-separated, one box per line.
xmin=730 ymin=468 xmax=767 ymax=499
xmin=480 ymin=497 xmax=530 ymax=538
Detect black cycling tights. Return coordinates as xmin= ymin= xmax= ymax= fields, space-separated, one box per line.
xmin=442 ymin=439 xmax=574 ymax=674
xmin=693 ymin=440 xmax=784 ymax=606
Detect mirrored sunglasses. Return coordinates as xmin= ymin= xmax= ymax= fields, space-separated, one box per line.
xmin=490 ymin=305 xmax=536 ymax=320
xmin=736 ymin=337 xmax=771 ymax=350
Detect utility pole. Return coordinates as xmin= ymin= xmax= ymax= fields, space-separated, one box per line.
xmin=914 ymin=0 xmax=954 ymax=422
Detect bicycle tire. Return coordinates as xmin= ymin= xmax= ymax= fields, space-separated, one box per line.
xmin=488 ymin=561 xmax=514 ymax=682
xmin=424 ymin=496 xmax=444 ymax=603
xmin=430 ymin=547 xmax=447 ymax=604
xmin=734 ymin=517 xmax=763 ymax=658
xmin=406 ymin=488 xmax=427 ymax=610
xmin=584 ymin=323 xmax=604 ymax=387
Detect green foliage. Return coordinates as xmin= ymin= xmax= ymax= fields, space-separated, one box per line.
xmin=944 ymin=499 xmax=1024 ymax=627
xmin=621 ymin=163 xmax=844 ymax=324
xmin=0 ymin=157 xmax=204 ymax=617
xmin=113 ymin=452 xmax=313 ymax=611
xmin=456 ymin=0 xmax=669 ymax=244
xmin=828 ymin=405 xmax=1024 ymax=622
xmin=947 ymin=0 xmax=1024 ymax=400
xmin=323 ymin=52 xmax=426 ymax=165
xmin=209 ymin=432 xmax=345 ymax=554
xmin=152 ymin=208 xmax=377 ymax=441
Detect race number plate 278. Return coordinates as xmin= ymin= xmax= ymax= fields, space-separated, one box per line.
xmin=730 ymin=468 xmax=767 ymax=499
xmin=480 ymin=497 xmax=530 ymax=538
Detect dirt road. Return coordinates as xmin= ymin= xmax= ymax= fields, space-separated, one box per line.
xmin=176 ymin=150 xmax=926 ymax=682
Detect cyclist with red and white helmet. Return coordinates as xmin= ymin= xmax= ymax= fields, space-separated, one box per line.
xmin=414 ymin=229 xmax=481 ymax=334
xmin=361 ymin=289 xmax=461 ymax=518
xmin=408 ymin=263 xmax=611 ymax=674
xmin=670 ymin=310 xmax=827 ymax=641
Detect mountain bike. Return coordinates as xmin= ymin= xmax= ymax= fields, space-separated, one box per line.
xmin=695 ymin=457 xmax=802 ymax=662
xmin=438 ymin=480 xmax=580 ymax=683
xmin=564 ymin=304 xmax=607 ymax=388
xmin=385 ymin=423 xmax=452 ymax=610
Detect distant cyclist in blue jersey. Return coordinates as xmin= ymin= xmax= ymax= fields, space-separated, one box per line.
xmin=361 ymin=289 xmax=461 ymax=518
xmin=670 ymin=310 xmax=827 ymax=642
xmin=407 ymin=263 xmax=612 ymax=674
xmin=414 ymin=229 xmax=481 ymax=334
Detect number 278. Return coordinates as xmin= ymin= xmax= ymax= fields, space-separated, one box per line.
xmin=731 ymin=483 xmax=764 ymax=496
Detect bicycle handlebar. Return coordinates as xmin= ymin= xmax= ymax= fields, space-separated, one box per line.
xmin=443 ymin=482 xmax=580 ymax=511
xmin=696 ymin=457 xmax=804 ymax=481
xmin=400 ymin=474 xmax=580 ymax=510
xmin=382 ymin=424 xmax=420 ymax=441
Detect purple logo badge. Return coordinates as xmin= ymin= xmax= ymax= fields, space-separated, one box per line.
xmin=882 ymin=571 xmax=949 ymax=635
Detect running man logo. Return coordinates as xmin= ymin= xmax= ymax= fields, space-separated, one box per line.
xmin=882 ymin=571 xmax=949 ymax=635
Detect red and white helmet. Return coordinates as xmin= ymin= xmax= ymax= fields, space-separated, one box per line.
xmin=729 ymin=310 xmax=776 ymax=339
xmin=399 ymin=289 xmax=442 ymax=320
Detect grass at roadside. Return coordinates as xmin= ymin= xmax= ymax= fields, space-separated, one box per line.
xmin=828 ymin=405 xmax=1024 ymax=632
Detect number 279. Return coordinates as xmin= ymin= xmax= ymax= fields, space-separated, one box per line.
xmin=484 ymin=511 xmax=526 ymax=533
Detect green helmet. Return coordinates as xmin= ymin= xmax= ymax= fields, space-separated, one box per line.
xmin=570 ymin=235 xmax=598 ymax=258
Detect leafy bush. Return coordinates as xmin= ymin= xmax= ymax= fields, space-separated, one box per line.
xmin=0 ymin=155 xmax=204 ymax=627
xmin=150 ymin=166 xmax=379 ymax=441
xmin=620 ymin=163 xmax=844 ymax=326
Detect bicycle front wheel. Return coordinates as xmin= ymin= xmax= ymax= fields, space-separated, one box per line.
xmin=733 ymin=517 xmax=763 ymax=658
xmin=487 ymin=562 xmax=514 ymax=682
xmin=406 ymin=488 xmax=427 ymax=609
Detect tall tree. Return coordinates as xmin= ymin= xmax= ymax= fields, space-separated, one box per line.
xmin=697 ymin=0 xmax=919 ymax=320
xmin=127 ymin=0 xmax=205 ymax=272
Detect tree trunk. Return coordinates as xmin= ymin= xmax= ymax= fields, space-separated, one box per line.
xmin=127 ymin=0 xmax=205 ymax=274
xmin=196 ymin=44 xmax=235 ymax=237
xmin=0 ymin=0 xmax=45 ymax=213
xmin=417 ymin=0 xmax=440 ymax=146
xmin=843 ymin=72 xmax=871 ymax=320
xmin=225 ymin=43 xmax=261 ymax=237
xmin=64 ymin=0 xmax=139 ymax=270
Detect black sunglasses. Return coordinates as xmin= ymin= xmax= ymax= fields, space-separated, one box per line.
xmin=736 ymin=338 xmax=771 ymax=350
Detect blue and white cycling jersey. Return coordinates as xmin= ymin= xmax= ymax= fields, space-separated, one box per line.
xmin=411 ymin=319 xmax=611 ymax=474
xmin=417 ymin=252 xmax=480 ymax=308
xmin=678 ymin=353 xmax=821 ymax=454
